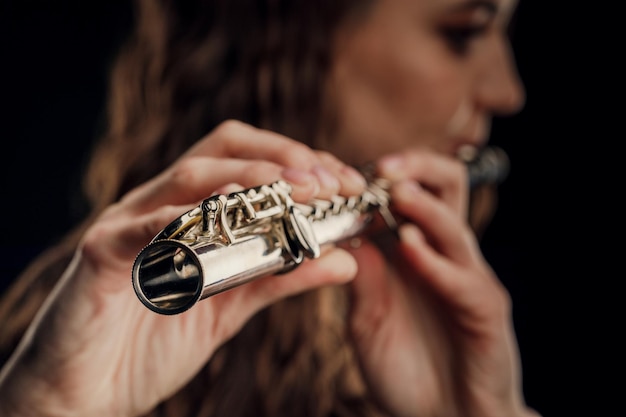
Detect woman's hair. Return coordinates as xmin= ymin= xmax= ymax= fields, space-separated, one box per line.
xmin=0 ymin=1 xmax=495 ymax=415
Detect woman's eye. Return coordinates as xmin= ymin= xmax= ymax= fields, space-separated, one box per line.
xmin=441 ymin=26 xmax=487 ymax=55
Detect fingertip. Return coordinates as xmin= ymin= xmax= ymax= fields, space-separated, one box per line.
xmin=339 ymin=165 xmax=368 ymax=195
xmin=312 ymin=165 xmax=341 ymax=199
xmin=243 ymin=247 xmax=357 ymax=311
xmin=281 ymin=167 xmax=320 ymax=201
xmin=391 ymin=180 xmax=423 ymax=203
xmin=398 ymin=223 xmax=424 ymax=248
xmin=320 ymin=247 xmax=358 ymax=283
xmin=377 ymin=154 xmax=407 ymax=180
xmin=211 ymin=182 xmax=245 ymax=196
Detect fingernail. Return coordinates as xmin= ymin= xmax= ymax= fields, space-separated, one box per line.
xmin=312 ymin=165 xmax=340 ymax=191
xmin=397 ymin=180 xmax=422 ymax=196
xmin=282 ymin=168 xmax=320 ymax=195
xmin=341 ymin=165 xmax=367 ymax=188
xmin=378 ymin=155 xmax=405 ymax=175
xmin=282 ymin=167 xmax=314 ymax=185
xmin=399 ymin=224 xmax=422 ymax=246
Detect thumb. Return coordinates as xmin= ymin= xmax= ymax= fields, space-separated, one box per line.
xmin=240 ymin=247 xmax=358 ymax=314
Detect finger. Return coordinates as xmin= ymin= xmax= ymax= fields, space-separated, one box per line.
xmin=188 ymin=247 xmax=357 ymax=346
xmin=398 ymin=222 xmax=505 ymax=320
xmin=396 ymin=222 xmax=457 ymax=294
xmin=188 ymin=121 xmax=365 ymax=200
xmin=122 ymin=157 xmax=318 ymax=213
xmin=210 ymin=182 xmax=247 ymax=196
xmin=316 ymin=150 xmax=367 ymax=198
xmin=377 ymin=148 xmax=468 ymax=216
xmin=391 ymin=180 xmax=478 ymax=264
xmin=186 ymin=120 xmax=320 ymax=169
xmin=81 ymin=203 xmax=197 ymax=266
xmin=238 ymin=247 xmax=357 ymax=314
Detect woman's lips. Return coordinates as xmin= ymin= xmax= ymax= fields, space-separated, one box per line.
xmin=451 ymin=137 xmax=487 ymax=160
xmin=455 ymin=143 xmax=480 ymax=162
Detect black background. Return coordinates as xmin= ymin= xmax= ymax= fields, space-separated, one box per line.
xmin=0 ymin=2 xmax=615 ymax=416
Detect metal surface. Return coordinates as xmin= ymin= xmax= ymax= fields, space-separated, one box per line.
xmin=132 ymin=147 xmax=509 ymax=315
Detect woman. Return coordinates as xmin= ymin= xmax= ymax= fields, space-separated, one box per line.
xmin=0 ymin=0 xmax=539 ymax=416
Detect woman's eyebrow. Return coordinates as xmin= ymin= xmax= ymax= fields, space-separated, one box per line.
xmin=448 ymin=0 xmax=498 ymax=15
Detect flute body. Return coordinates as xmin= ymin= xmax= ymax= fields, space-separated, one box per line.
xmin=132 ymin=147 xmax=509 ymax=315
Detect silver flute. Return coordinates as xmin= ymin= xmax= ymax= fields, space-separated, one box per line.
xmin=132 ymin=146 xmax=509 ymax=315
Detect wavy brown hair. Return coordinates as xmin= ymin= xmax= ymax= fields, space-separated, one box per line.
xmin=0 ymin=1 xmax=496 ymax=416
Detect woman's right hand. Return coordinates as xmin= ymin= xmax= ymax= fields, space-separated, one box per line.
xmin=0 ymin=120 xmax=365 ymax=417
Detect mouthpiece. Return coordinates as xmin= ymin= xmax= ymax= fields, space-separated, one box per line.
xmin=460 ymin=146 xmax=510 ymax=188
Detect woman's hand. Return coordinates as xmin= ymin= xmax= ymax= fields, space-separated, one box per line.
xmin=345 ymin=148 xmax=539 ymax=417
xmin=0 ymin=120 xmax=366 ymax=417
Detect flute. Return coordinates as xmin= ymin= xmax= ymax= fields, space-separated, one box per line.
xmin=132 ymin=146 xmax=509 ymax=315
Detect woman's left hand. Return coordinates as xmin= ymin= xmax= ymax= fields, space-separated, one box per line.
xmin=344 ymin=148 xmax=537 ymax=417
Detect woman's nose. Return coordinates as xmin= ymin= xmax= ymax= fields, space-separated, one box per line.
xmin=475 ymin=36 xmax=526 ymax=116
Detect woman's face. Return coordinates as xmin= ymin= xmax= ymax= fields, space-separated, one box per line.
xmin=320 ymin=0 xmax=525 ymax=165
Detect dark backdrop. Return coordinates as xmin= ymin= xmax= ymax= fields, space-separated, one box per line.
xmin=0 ymin=2 xmax=613 ymax=416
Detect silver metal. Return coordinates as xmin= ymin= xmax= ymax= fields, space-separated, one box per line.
xmin=460 ymin=145 xmax=510 ymax=188
xmin=132 ymin=146 xmax=509 ymax=315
